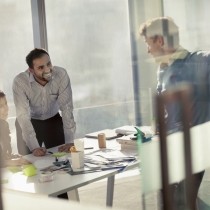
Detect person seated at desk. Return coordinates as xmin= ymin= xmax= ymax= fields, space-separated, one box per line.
xmin=0 ymin=90 xmax=30 ymax=167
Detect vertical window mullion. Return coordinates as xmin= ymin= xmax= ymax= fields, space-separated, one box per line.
xmin=31 ymin=0 xmax=48 ymax=50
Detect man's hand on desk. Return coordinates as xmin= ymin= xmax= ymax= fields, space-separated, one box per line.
xmin=58 ymin=143 xmax=74 ymax=152
xmin=32 ymin=147 xmax=47 ymax=156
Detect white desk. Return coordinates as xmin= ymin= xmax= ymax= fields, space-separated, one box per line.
xmin=2 ymin=137 xmax=140 ymax=207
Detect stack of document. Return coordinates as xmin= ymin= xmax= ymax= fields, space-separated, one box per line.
xmin=115 ymin=125 xmax=137 ymax=135
xmin=115 ymin=126 xmax=154 ymax=149
xmin=115 ymin=125 xmax=154 ymax=138
xmin=116 ymin=134 xmax=137 ymax=144
xmin=84 ymin=149 xmax=136 ymax=171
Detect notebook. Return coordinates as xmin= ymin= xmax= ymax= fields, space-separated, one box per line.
xmin=85 ymin=129 xmax=119 ymax=140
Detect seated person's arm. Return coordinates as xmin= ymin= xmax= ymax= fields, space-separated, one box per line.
xmin=4 ymin=157 xmax=31 ymax=167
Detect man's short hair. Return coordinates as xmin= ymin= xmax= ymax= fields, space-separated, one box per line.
xmin=139 ymin=16 xmax=179 ymax=49
xmin=26 ymin=48 xmax=49 ymax=69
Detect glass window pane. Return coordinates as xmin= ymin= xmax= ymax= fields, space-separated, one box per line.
xmin=0 ymin=0 xmax=34 ymax=151
xmin=45 ymin=0 xmax=135 ymax=137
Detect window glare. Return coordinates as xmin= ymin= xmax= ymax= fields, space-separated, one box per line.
xmin=45 ymin=0 xmax=135 ymax=136
xmin=0 ymin=0 xmax=33 ymax=136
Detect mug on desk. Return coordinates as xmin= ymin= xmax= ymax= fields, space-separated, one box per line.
xmin=97 ymin=133 xmax=106 ymax=148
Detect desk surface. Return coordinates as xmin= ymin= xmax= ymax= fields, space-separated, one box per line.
xmin=2 ymin=137 xmax=139 ymax=197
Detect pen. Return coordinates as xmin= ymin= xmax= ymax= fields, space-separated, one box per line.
xmin=84 ymin=147 xmax=94 ymax=150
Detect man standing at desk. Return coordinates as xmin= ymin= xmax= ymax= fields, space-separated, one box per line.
xmin=139 ymin=17 xmax=210 ymax=210
xmin=13 ymin=48 xmax=76 ymax=157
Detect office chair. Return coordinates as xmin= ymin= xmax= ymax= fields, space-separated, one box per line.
xmin=156 ymin=84 xmax=198 ymax=210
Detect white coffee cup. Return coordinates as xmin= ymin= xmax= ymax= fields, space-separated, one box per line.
xmin=71 ymin=151 xmax=84 ymax=169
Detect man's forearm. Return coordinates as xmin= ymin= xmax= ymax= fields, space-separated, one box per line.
xmin=63 ymin=124 xmax=76 ymax=143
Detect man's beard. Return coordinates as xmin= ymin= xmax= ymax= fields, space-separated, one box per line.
xmin=42 ymin=70 xmax=52 ymax=82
